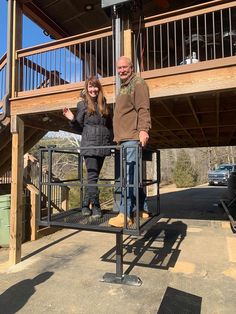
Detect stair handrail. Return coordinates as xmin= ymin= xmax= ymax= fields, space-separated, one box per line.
xmin=0 ymin=53 xmax=7 ymax=71
xmin=0 ymin=153 xmax=70 ymax=212
xmin=1 ymin=0 xmax=13 ymax=122
xmin=23 ymin=153 xmax=70 ymax=212
xmin=0 ymin=53 xmax=7 ymax=119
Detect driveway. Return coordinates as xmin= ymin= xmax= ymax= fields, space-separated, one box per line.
xmin=0 ymin=184 xmax=235 ymax=314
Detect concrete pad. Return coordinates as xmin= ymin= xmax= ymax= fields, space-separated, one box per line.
xmin=187 ymin=227 xmax=202 ymax=233
xmin=222 ymin=221 xmax=231 ymax=229
xmin=0 ymin=185 xmax=236 ymax=313
xmin=227 ymin=237 xmax=236 ymax=262
xmin=170 ymin=261 xmax=196 ymax=274
xmin=0 ymin=261 xmax=9 ymax=273
xmin=223 ymin=268 xmax=236 ymax=280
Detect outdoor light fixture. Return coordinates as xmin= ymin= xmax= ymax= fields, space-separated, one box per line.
xmin=101 ymin=0 xmax=131 ymax=8
xmin=43 ymin=30 xmax=55 ymax=40
xmin=42 ymin=116 xmax=50 ymax=122
xmin=84 ymin=3 xmax=94 ymax=11
xmin=43 ymin=30 xmax=49 ymax=36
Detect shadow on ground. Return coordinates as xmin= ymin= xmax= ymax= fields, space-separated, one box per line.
xmin=21 ymin=230 xmax=80 ymax=261
xmin=0 ymin=272 xmax=53 ymax=314
xmin=157 ymin=286 xmax=202 ymax=314
xmin=102 ymin=186 xmax=228 ymax=271
xmin=101 ymin=220 xmax=187 ymax=273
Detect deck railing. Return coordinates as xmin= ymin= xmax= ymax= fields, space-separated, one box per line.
xmin=134 ymin=1 xmax=236 ymax=72
xmin=16 ymin=27 xmax=114 ymax=94
xmin=0 ymin=155 xmax=69 ymax=212
xmin=0 ymin=53 xmax=7 ymax=101
xmin=14 ymin=1 xmax=236 ymax=96
xmin=0 ymin=170 xmax=11 ymax=185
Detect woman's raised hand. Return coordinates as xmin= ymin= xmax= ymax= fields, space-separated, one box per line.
xmin=63 ymin=107 xmax=74 ymax=121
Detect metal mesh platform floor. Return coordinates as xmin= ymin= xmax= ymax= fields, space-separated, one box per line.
xmin=39 ymin=209 xmax=160 ymax=235
xmin=53 ymin=210 xmax=120 ymax=227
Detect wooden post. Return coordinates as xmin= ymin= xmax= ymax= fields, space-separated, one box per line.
xmin=121 ymin=4 xmax=132 ymax=60
xmin=9 ymin=116 xmax=24 ymax=265
xmin=61 ymin=187 xmax=69 ymax=211
xmin=23 ymin=153 xmax=30 ymax=182
xmin=26 ymin=184 xmax=39 ymax=241
xmin=30 ymin=192 xmax=39 ymax=241
xmin=124 ymin=29 xmax=132 ymax=60
xmin=8 ymin=0 xmax=23 ymax=265
xmin=12 ymin=0 xmax=22 ymax=97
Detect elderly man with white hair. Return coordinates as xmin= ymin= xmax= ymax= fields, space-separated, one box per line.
xmin=109 ymin=56 xmax=152 ymax=227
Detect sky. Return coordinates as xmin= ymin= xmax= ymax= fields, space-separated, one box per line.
xmin=0 ymin=1 xmax=65 ymax=135
xmin=0 ymin=1 xmax=82 ymax=86
xmin=0 ymin=0 xmax=53 ymax=58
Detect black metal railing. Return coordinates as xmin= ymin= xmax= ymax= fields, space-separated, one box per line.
xmin=37 ymin=144 xmax=161 ymax=285
xmin=16 ymin=28 xmax=115 ymax=93
xmin=12 ymin=2 xmax=236 ymax=95
xmin=38 ymin=145 xmax=160 ymax=236
xmin=134 ymin=3 xmax=236 ymax=71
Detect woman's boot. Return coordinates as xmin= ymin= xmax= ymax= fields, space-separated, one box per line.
xmin=81 ymin=191 xmax=92 ymax=216
xmin=90 ymin=192 xmax=102 ymax=219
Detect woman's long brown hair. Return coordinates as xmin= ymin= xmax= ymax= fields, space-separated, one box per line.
xmin=84 ymin=76 xmax=109 ymax=116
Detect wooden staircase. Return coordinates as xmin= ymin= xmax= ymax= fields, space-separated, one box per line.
xmin=0 ymin=115 xmax=46 ymax=176
xmin=0 ymin=152 xmax=70 ymax=241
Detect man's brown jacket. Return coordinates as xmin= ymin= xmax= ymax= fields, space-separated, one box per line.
xmin=113 ymin=73 xmax=151 ymax=143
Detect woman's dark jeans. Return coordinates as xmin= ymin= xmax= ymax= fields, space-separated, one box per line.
xmin=84 ymin=156 xmax=105 ymax=195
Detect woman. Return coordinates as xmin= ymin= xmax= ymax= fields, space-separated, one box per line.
xmin=63 ymin=76 xmax=112 ymax=218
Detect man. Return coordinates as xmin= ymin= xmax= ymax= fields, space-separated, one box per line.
xmin=109 ymin=56 xmax=151 ymax=227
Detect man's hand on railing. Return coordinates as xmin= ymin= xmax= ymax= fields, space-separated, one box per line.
xmin=139 ymin=130 xmax=149 ymax=147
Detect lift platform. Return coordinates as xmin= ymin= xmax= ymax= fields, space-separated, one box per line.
xmin=38 ymin=144 xmax=161 ymax=286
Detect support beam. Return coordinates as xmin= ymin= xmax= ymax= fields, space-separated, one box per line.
xmin=22 ymin=1 xmax=69 ymax=40
xmin=123 ymin=29 xmax=132 ymax=59
xmin=9 ymin=116 xmax=24 ymax=265
xmin=26 ymin=184 xmax=39 ymax=241
xmin=12 ymin=0 xmax=22 ymax=97
xmin=11 ymin=81 xmax=115 ymax=115
xmin=102 ymin=233 xmax=142 ymax=286
xmin=216 ymin=93 xmax=220 ymax=146
xmin=187 ymin=96 xmax=209 ymax=146
xmin=152 ymin=115 xmax=188 ymax=146
xmin=144 ymin=62 xmax=236 ymax=99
